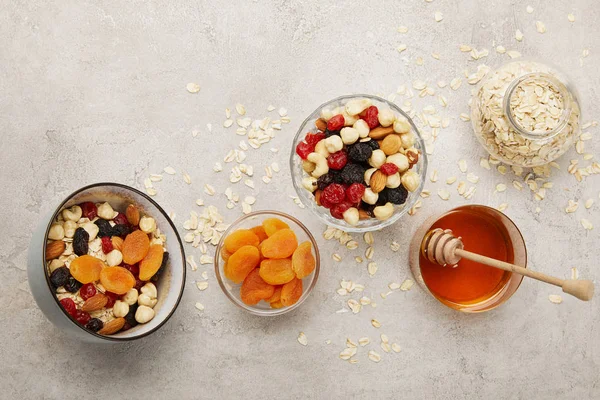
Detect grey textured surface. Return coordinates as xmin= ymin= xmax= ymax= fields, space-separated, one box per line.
xmin=1 ymin=1 xmax=599 ymax=399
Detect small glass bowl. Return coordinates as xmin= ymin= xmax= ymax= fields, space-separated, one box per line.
xmin=214 ymin=211 xmax=320 ymax=316
xmin=290 ymin=94 xmax=428 ymax=232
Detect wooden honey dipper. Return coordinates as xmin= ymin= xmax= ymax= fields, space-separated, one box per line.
xmin=421 ymin=228 xmax=595 ymax=301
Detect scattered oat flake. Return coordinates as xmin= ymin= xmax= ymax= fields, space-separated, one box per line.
xmin=186 ymin=83 xmax=200 ymax=93
xmin=450 ymin=78 xmax=462 ymax=90
xmin=535 ymin=21 xmax=546 ymax=33
xmin=459 ymin=44 xmax=472 ymax=52
xmin=400 ymin=279 xmax=414 ymax=291
xmin=392 ymin=343 xmax=401 ymax=353
xmin=430 ymin=169 xmax=438 ymax=182
xmin=397 ymin=44 xmax=407 ymax=53
xmin=446 ymin=176 xmax=457 ymax=185
xmin=480 ymin=158 xmax=491 ymax=170
xmin=146 ymin=188 xmax=157 ymax=196
xmin=397 ymin=26 xmax=408 ymax=33
xmin=390 ymin=241 xmax=400 ymax=252
xmin=194 ymin=302 xmax=204 ymax=311
xmin=297 ymin=332 xmax=308 ymax=346
xmin=434 ymin=11 xmax=443 ymax=22
xmin=371 ymin=319 xmax=381 ymax=328
xmin=438 ymin=189 xmax=450 ymax=200
xmin=332 ymin=253 xmax=342 ymax=262
xmin=182 ymin=172 xmax=191 ymax=185
xmin=568 ymin=13 xmax=575 ymax=22
xmin=585 ymin=199 xmax=594 ymax=209
xmin=581 ymin=219 xmax=593 ymax=230
xmin=549 ymin=295 xmax=563 ymax=304
xmin=507 ymin=50 xmax=521 ymax=59
xmin=497 ymin=203 xmax=508 ymax=212
xmin=164 ymin=166 xmax=176 ymax=175
xmin=235 ymin=104 xmax=246 ymax=116
xmin=223 ymin=119 xmax=233 ymax=128
xmin=359 ymin=337 xmax=370 ymax=346
xmin=496 ymin=184 xmax=507 ymax=193
xmin=204 ymin=184 xmax=215 ymax=196
xmin=458 ymin=159 xmax=468 ymax=173
xmin=496 ymin=45 xmax=506 ymax=54
xmin=368 ymin=350 xmax=382 ymax=363
xmin=515 ymin=29 xmax=524 ymax=41
xmin=196 ymin=281 xmax=208 ymax=291
xmin=571 ymin=267 xmax=579 ymax=280
xmin=526 ymin=5 xmax=533 ymax=13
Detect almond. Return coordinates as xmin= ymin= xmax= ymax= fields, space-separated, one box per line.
xmin=125 ymin=204 xmax=140 ymax=226
xmin=368 ymin=125 xmax=394 ymax=140
xmin=358 ymin=209 xmax=370 ymax=220
xmin=111 ymin=236 xmax=124 ymax=251
xmin=81 ymin=293 xmax=108 ymax=312
xmin=97 ymin=317 xmax=126 ymax=335
xmin=45 ymin=240 xmax=65 ymax=260
xmin=315 ymin=118 xmax=327 ymax=131
xmin=369 ymin=170 xmax=388 ymax=193
xmin=381 ymin=134 xmax=402 ymax=155
xmin=314 ymin=190 xmax=322 ymax=206
xmin=406 ymin=148 xmax=419 ymax=165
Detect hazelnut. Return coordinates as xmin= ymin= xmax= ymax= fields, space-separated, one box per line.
xmin=48 ymin=224 xmax=64 ymax=241
xmin=97 ymin=202 xmax=116 ymax=220
xmin=106 ymin=249 xmax=123 ymax=267
xmin=139 ymin=216 xmax=157 ymax=234
xmin=342 ymin=207 xmax=360 ymax=226
xmin=122 ymin=288 xmax=139 ymax=305
xmin=401 ymin=170 xmax=421 ymax=192
xmin=135 ymin=305 xmax=155 ymax=324
xmin=112 ymin=300 xmax=129 ymax=318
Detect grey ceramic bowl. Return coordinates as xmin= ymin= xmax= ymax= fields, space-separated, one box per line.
xmin=27 ymin=183 xmax=186 ymax=343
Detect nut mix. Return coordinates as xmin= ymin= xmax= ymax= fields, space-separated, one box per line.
xmin=45 ymin=201 xmax=168 ymax=335
xmin=221 ymin=217 xmax=316 ymax=308
xmin=296 ymin=97 xmax=421 ymax=225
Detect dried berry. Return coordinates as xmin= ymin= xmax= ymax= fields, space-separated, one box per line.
xmin=151 ymin=252 xmax=168 ymax=283
xmin=362 ymin=105 xmax=379 ymax=129
xmin=262 ymin=218 xmax=290 ymax=237
xmin=360 ymin=201 xmax=376 ymax=216
xmin=111 ymin=224 xmax=132 ymax=238
xmin=69 ymin=255 xmax=104 ymax=284
xmin=60 ymin=298 xmax=77 ymax=317
xmin=321 ymin=183 xmax=346 ymax=205
xmin=305 ymin=132 xmax=325 ymax=146
xmin=317 ymin=171 xmax=342 ymax=191
xmin=101 ymin=236 xmax=114 ymax=254
xmin=64 ymin=276 xmax=82 ymax=293
xmin=327 ymin=150 xmax=348 ymax=170
xmin=347 ymin=142 xmax=373 ymax=163
xmin=295 ymin=141 xmax=314 ymax=160
xmin=121 ymin=322 xmax=132 ymax=331
xmin=50 ymin=266 xmax=70 ymax=288
xmin=124 ymin=303 xmax=139 ymax=327
xmin=366 ymin=139 xmax=380 ymax=150
xmin=324 ymin=129 xmax=339 ymax=137
xmin=345 ymin=183 xmax=366 ymax=204
xmin=380 ymin=163 xmax=399 ymax=176
xmin=105 ymin=291 xmax=119 ymax=308
xmin=85 ymin=318 xmax=103 ymax=332
xmin=327 ymin=114 xmax=345 ymax=131
xmin=134 ymin=279 xmax=145 ymax=291
xmin=123 ymin=263 xmax=140 ymax=276
xmin=73 ymin=227 xmax=89 ymax=256
xmin=79 ymin=202 xmax=97 ymax=220
xmin=320 ymin=195 xmax=335 ymax=209
xmin=380 ymin=186 xmax=408 ymax=205
xmin=75 ymin=310 xmax=91 ymax=325
xmin=79 ymin=283 xmax=97 ymax=301
xmin=95 ymin=219 xmax=113 ymax=237
xmin=341 ymin=163 xmax=366 ymax=184
xmin=113 ymin=213 xmax=129 ymax=225
xmin=330 ymin=202 xmax=352 ymax=219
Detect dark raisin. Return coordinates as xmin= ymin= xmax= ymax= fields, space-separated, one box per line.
xmin=151 ymin=251 xmax=169 ymax=282
xmin=94 ymin=219 xmax=113 ymax=237
xmin=85 ymin=318 xmax=103 ymax=332
xmin=324 ymin=129 xmax=340 ymax=137
xmin=124 ymin=303 xmax=139 ymax=327
xmin=317 ymin=172 xmax=335 ymax=191
xmin=64 ymin=276 xmax=82 ymax=293
xmin=380 ymin=186 xmax=408 ymax=205
xmin=341 ymin=163 xmax=366 ymax=184
xmin=50 ymin=267 xmax=70 ymax=288
xmin=111 ymin=224 xmax=132 ymax=237
xmin=360 ymin=202 xmax=376 ymax=217
xmin=366 ymin=139 xmax=380 ymax=150
xmin=73 ymin=227 xmax=89 ymax=256
xmin=347 ymin=142 xmax=373 ymax=162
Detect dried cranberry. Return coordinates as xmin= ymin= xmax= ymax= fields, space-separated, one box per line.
xmin=79 ymin=283 xmax=97 ymax=301
xmin=361 ymin=106 xmax=379 ymax=129
xmin=75 ymin=310 xmax=91 ymax=325
xmin=295 ymin=141 xmax=314 ymax=160
xmin=101 ymin=237 xmax=114 ymax=254
xmin=60 ymin=298 xmax=77 ymax=317
xmin=321 ymin=183 xmax=346 ymax=205
xmin=380 ymin=163 xmax=399 ymax=176
xmin=113 ymin=213 xmax=129 ymax=225
xmin=85 ymin=318 xmax=103 ymax=332
xmin=79 ymin=202 xmax=97 ymax=220
xmin=123 ymin=263 xmax=140 ymax=276
xmin=346 ymin=183 xmax=366 ymax=203
xmin=105 ymin=292 xmax=119 ymax=308
xmin=134 ymin=279 xmax=146 ymax=291
xmin=320 ymin=195 xmax=335 ymax=209
xmin=305 ymin=132 xmax=325 ymax=146
xmin=327 ymin=114 xmax=345 ymax=131
xmin=330 ymin=202 xmax=352 ymax=219
xmin=73 ymin=227 xmax=89 ymax=256
xmin=327 ymin=151 xmax=348 ymax=170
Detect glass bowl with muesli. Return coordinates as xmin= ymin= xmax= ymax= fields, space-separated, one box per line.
xmin=291 ymin=94 xmax=427 ymax=232
xmin=27 ymin=183 xmax=186 ymax=342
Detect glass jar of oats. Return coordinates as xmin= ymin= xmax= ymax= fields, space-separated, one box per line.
xmin=471 ymin=61 xmax=581 ymax=167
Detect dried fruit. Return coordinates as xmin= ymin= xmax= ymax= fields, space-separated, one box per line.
xmin=330 ymin=202 xmax=352 ymax=219
xmin=138 ymin=244 xmax=164 ymax=281
xmin=321 ymin=183 xmax=346 ymax=204
xmin=262 ymin=218 xmax=290 ymax=237
xmin=317 ymin=170 xmax=343 ymax=190
xmin=341 ymin=163 xmax=366 ymax=184
xmin=379 ymin=186 xmax=408 ymax=204
xmin=79 ymin=283 xmax=97 ymax=301
xmin=261 ymin=229 xmax=298 ymax=259
xmin=69 ymin=255 xmax=104 ymax=284
xmin=380 ymin=163 xmax=398 ymax=176
xmin=125 ymin=204 xmax=141 ymax=226
xmin=327 ymin=114 xmax=345 ymax=131
xmin=240 ymin=268 xmax=276 ymax=305
xmin=369 ymin=170 xmax=388 ymax=193
xmin=73 ymin=227 xmax=89 ymax=256
xmin=75 ymin=310 xmax=91 ymax=325
xmin=85 ymin=318 xmax=103 ymax=332
xmin=64 ymin=276 xmax=82 ymax=293
xmin=124 ymin=303 xmax=139 ymax=327
xmin=280 ymin=277 xmax=303 ymax=307
xmin=151 ymin=251 xmax=168 ymax=282
xmin=97 ymin=317 xmax=126 ymax=335
xmin=292 ymin=241 xmax=316 ymax=279
xmin=259 ymin=258 xmax=295 ymax=285
xmin=95 ymin=219 xmax=113 ymax=237
xmin=224 ymin=245 xmax=260 ymax=284
xmin=295 ymin=141 xmax=314 ymax=160
xmin=223 ymin=229 xmax=260 ymax=253
xmin=50 ymin=267 xmax=70 ymax=288
xmin=111 ymin=236 xmax=124 ymax=251
xmin=345 ymin=183 xmax=365 ymax=203
xmin=347 ymin=142 xmax=373 ymax=162
xmin=113 ymin=213 xmax=129 ymax=226
xmin=45 ymin=240 xmax=65 ymax=260
xmin=305 ymin=132 xmax=326 ymax=146
xmin=100 ymin=266 xmax=136 ymax=295
xmin=267 ymin=286 xmax=282 ymax=303
xmin=105 ymin=291 xmax=119 ymax=307
xmin=327 ymin=150 xmax=348 ymax=170
xmin=249 ymin=225 xmax=268 ymax=242
xmin=111 ymin=223 xmax=132 ymax=237
xmin=101 ymin=236 xmax=114 ymax=254
xmin=81 ymin=293 xmax=108 ymax=312
xmin=361 ymin=105 xmax=379 ymax=128
xmin=122 ymin=230 xmax=151 ymax=264
xmin=60 ymin=298 xmax=77 ymax=316
xmin=79 ymin=202 xmax=97 ymax=220
xmin=220 ymin=247 xmax=232 ymax=262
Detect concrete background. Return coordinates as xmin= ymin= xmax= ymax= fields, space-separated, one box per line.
xmin=1 ymin=1 xmax=598 ymax=399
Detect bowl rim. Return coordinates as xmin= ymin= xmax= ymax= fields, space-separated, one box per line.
xmin=42 ymin=182 xmax=186 ymax=342
xmin=289 ymin=93 xmax=428 ymax=232
xmin=214 ymin=210 xmax=320 ymax=316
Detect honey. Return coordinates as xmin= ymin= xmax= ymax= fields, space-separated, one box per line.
xmin=418 ymin=207 xmax=515 ymax=306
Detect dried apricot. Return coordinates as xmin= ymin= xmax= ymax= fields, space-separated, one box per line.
xmin=225 ymin=245 xmax=260 ymax=283
xmin=111 ymin=236 xmax=124 ymax=252
xmin=270 ymin=300 xmax=284 ymax=309
xmin=292 ymin=241 xmax=316 ymax=279
xmin=126 ymin=204 xmax=140 ymax=226
xmin=250 ymin=225 xmax=268 ymax=242
xmin=262 ymin=218 xmax=290 ymax=237
xmin=220 ymin=246 xmax=232 ymax=262
xmin=223 ymin=229 xmax=260 ymax=254
xmin=122 ymin=230 xmax=150 ymax=264
xmin=267 ymin=286 xmax=282 ymax=303
xmin=139 ymin=244 xmax=164 ymax=281
xmin=260 ymin=229 xmax=298 ymax=259
xmin=100 ymin=266 xmax=136 ymax=295
xmin=280 ymin=277 xmax=303 ymax=307
xmin=69 ymin=255 xmax=105 ymax=284
xmin=259 ymin=258 xmax=295 ymax=285
xmin=240 ymin=268 xmax=275 ymax=305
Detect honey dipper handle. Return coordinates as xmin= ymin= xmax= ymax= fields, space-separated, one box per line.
xmin=455 ymin=249 xmax=594 ymax=301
